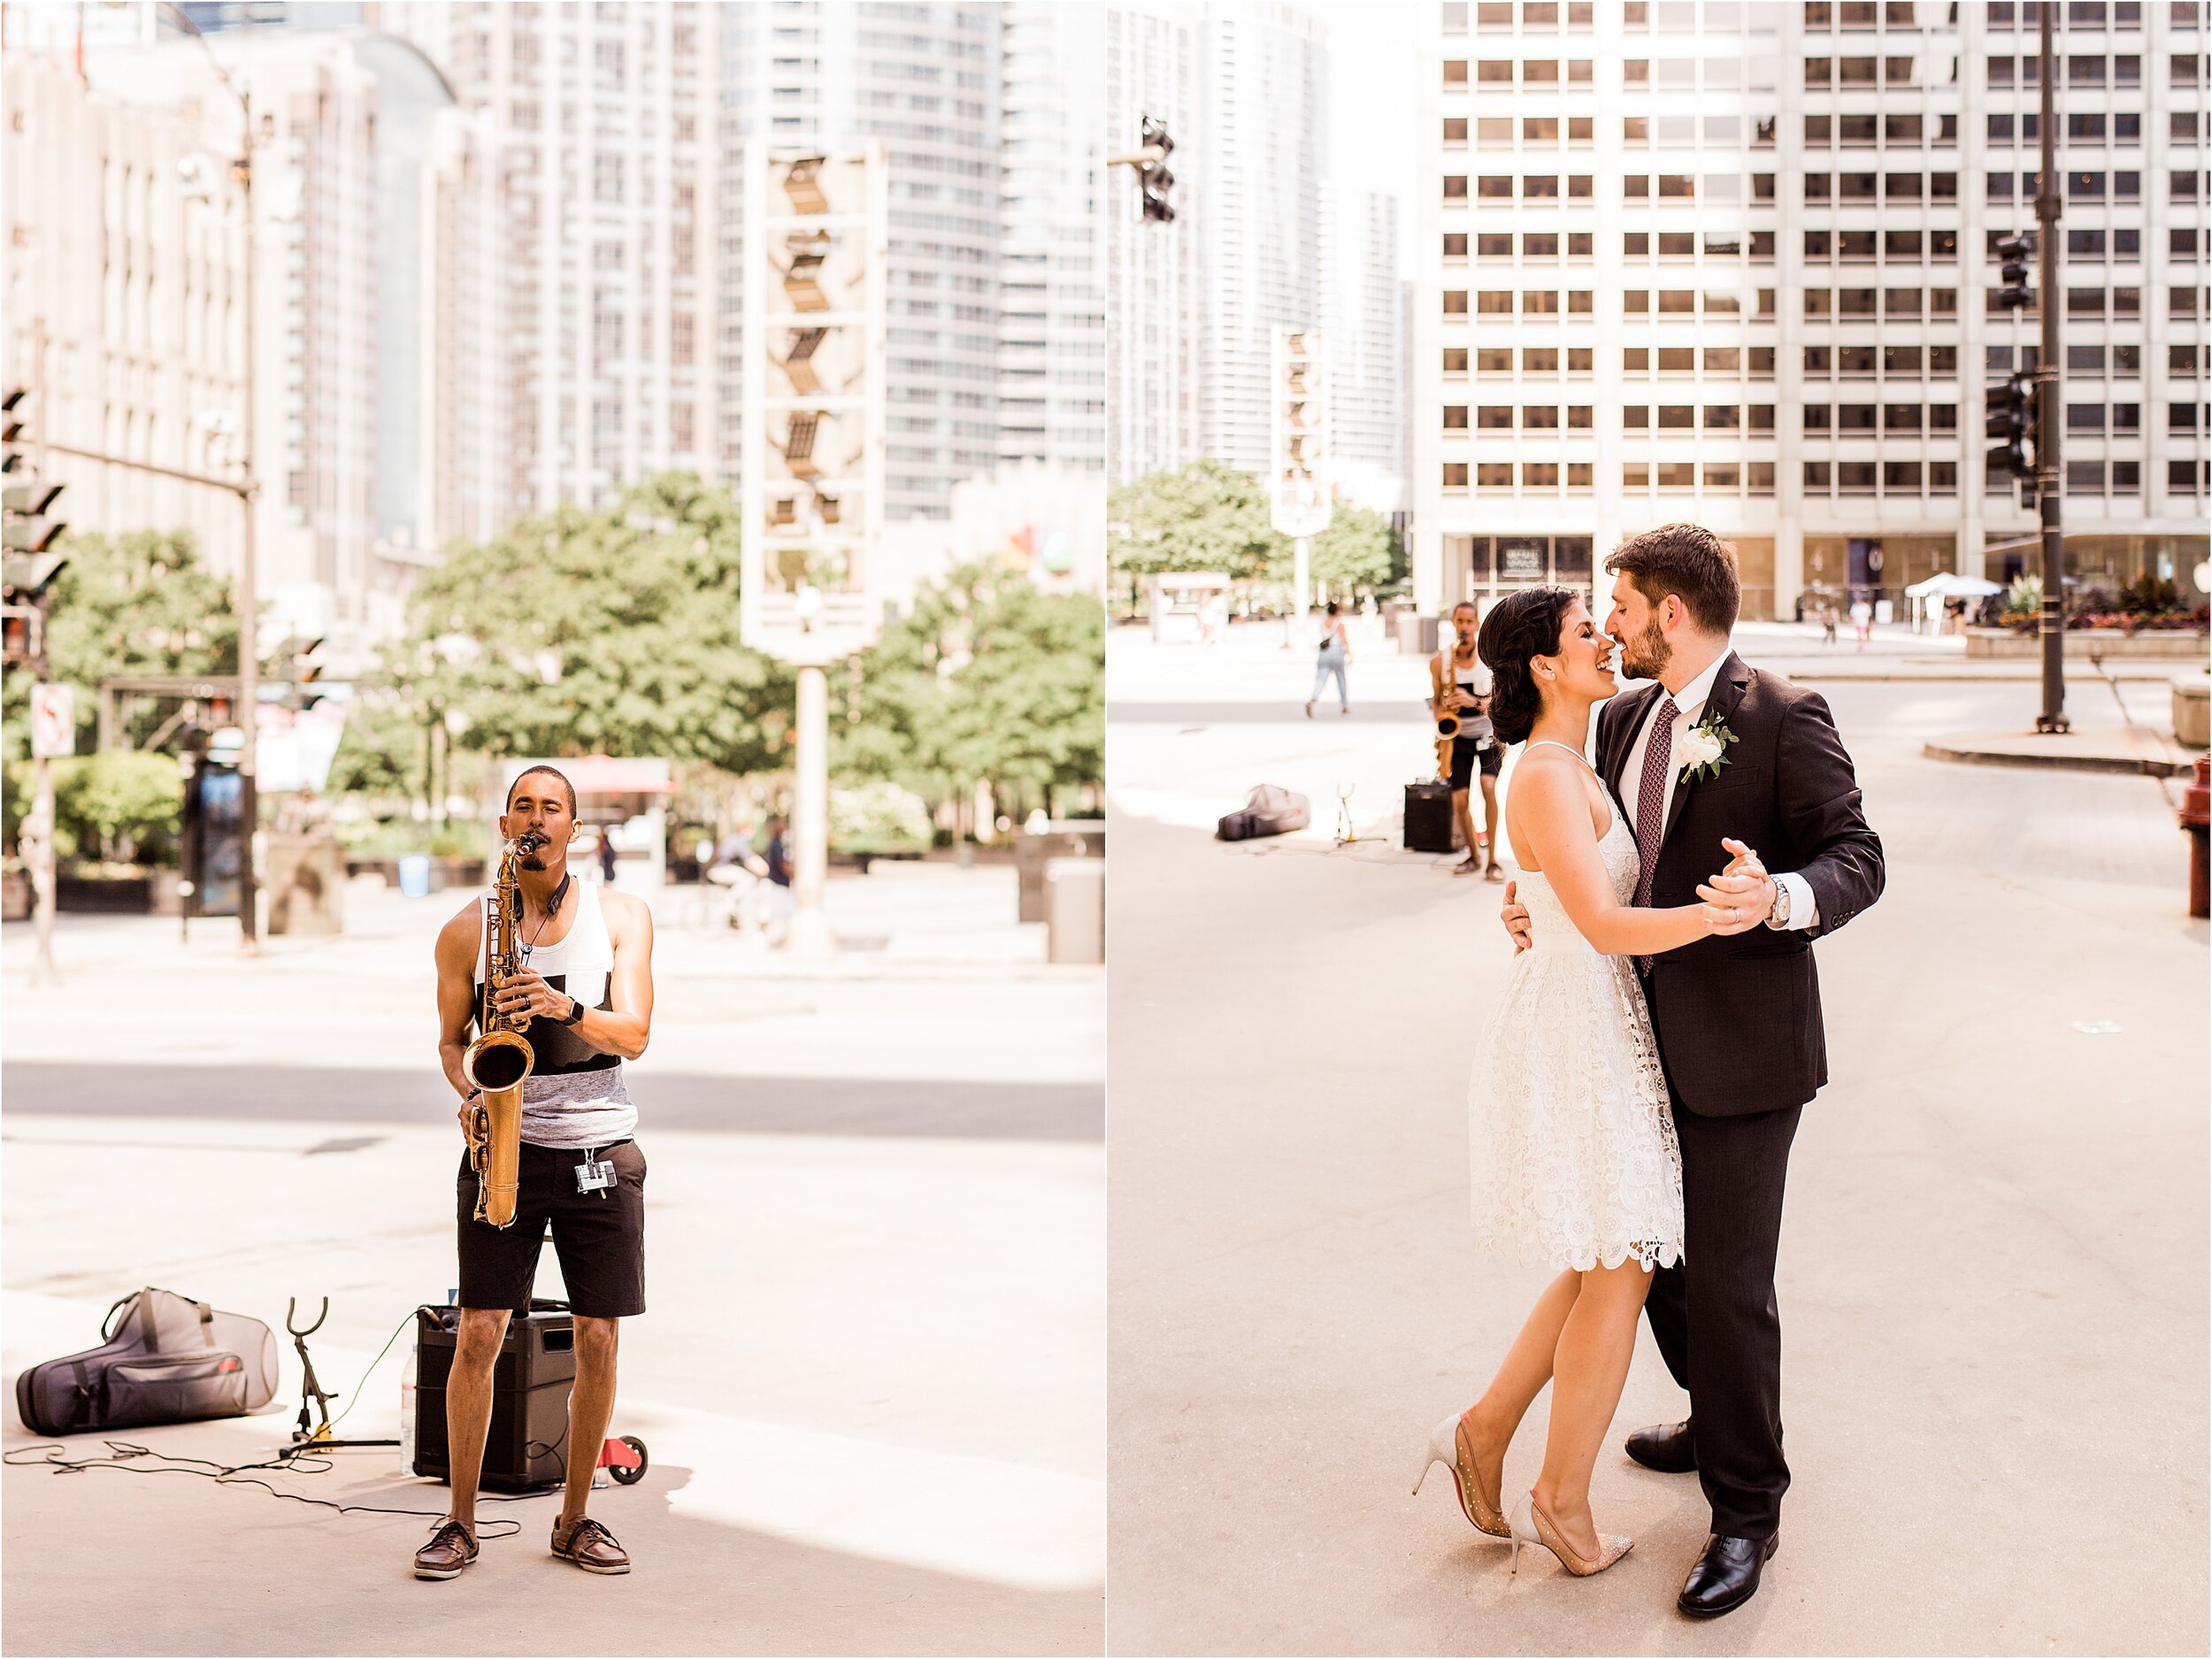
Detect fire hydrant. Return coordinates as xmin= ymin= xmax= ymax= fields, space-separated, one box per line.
xmin=2185 ymin=757 xmax=2210 ymax=919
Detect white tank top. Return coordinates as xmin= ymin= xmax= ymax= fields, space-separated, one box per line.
xmin=473 ymin=877 xmax=637 ymax=1148
xmin=1445 ymin=652 xmax=1495 ymax=742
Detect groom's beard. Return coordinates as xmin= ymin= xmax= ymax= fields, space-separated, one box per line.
xmin=1617 ymin=617 xmax=1671 ymax=681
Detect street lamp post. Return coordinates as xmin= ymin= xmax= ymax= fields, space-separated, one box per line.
xmin=741 ymin=146 xmax=887 ymax=960
xmin=157 ymin=3 xmax=263 ymax=946
xmin=2033 ymin=2 xmax=2069 ymax=733
xmin=1271 ymin=329 xmax=1330 ymax=641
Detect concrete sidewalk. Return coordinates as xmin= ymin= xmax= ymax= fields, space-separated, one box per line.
xmin=1924 ymin=723 xmax=2200 ymax=778
xmin=4 ymin=861 xmax=1103 ymax=1656
xmin=1105 ymin=629 xmax=2208 ymax=1655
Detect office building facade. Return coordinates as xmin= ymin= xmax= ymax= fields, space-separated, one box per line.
xmin=1412 ymin=0 xmax=2208 ymax=621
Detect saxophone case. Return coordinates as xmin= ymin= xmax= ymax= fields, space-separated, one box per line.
xmin=14 ymin=1287 xmax=280 ymax=1436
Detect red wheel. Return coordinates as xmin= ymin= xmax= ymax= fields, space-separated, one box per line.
xmin=608 ymin=1435 xmax=648 ymax=1485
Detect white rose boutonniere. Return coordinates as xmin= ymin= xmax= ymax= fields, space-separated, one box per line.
xmin=1678 ymin=711 xmax=1738 ymax=785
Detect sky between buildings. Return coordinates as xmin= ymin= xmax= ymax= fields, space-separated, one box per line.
xmin=1289 ymin=0 xmax=1421 ymax=273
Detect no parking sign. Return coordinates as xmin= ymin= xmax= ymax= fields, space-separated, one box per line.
xmin=29 ymin=685 xmax=73 ymax=759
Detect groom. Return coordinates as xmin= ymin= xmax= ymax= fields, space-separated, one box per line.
xmin=1502 ymin=524 xmax=1884 ymax=1617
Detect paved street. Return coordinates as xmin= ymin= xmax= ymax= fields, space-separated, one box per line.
xmin=1105 ymin=620 xmax=2208 ymax=1656
xmin=3 ymin=864 xmax=1102 ymax=1657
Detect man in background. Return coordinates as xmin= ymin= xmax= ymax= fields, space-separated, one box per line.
xmin=1432 ymin=601 xmax=1503 ymax=880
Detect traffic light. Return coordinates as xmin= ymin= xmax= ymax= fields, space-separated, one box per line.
xmin=2 ymin=388 xmax=66 ymax=553
xmin=3 ymin=482 xmax=66 ymax=553
xmin=3 ymin=549 xmax=69 ymax=669
xmin=1985 ymin=372 xmax=2035 ymax=479
xmin=276 ymin=634 xmax=328 ymax=710
xmin=741 ymin=145 xmax=886 ymax=662
xmin=1995 ymin=234 xmax=2034 ymax=310
xmin=1139 ymin=115 xmax=1175 ymax=223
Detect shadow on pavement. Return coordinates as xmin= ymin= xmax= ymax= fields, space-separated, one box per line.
xmin=1 ymin=1423 xmax=1099 ymax=1656
xmin=0 ymin=1064 xmax=1102 ymax=1143
xmin=1106 ymin=701 xmax=1424 ymax=726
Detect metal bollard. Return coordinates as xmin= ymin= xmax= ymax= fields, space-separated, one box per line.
xmin=1044 ymin=856 xmax=1104 ymax=964
xmin=2184 ymin=757 xmax=2210 ymax=920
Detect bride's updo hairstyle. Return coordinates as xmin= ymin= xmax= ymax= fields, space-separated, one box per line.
xmin=1476 ymin=587 xmax=1578 ymax=748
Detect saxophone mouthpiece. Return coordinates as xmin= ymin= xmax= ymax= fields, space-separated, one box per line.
xmin=515 ymin=831 xmax=549 ymax=854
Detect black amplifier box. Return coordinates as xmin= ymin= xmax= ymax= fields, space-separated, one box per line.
xmin=1403 ymin=780 xmax=1461 ymax=854
xmin=411 ymin=1301 xmax=574 ymax=1491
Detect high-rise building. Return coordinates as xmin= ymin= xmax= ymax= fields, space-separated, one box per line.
xmin=1412 ymin=0 xmax=2208 ymax=623
xmin=1 ymin=50 xmax=252 ymax=575
xmin=1105 ymin=0 xmax=1202 ymax=482
xmin=374 ymin=0 xmax=724 ymax=518
xmin=81 ymin=29 xmax=388 ymax=642
xmin=1323 ymin=183 xmax=1405 ymax=508
xmin=1193 ymin=0 xmax=1327 ymax=476
xmin=414 ymin=97 xmax=511 ymax=556
xmin=721 ymin=3 xmax=1005 ymax=524
xmin=999 ymin=2 xmax=1106 ymax=473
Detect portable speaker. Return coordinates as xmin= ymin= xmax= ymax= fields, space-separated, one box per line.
xmin=411 ymin=1302 xmax=576 ymax=1490
xmin=1403 ymin=780 xmax=1460 ymax=854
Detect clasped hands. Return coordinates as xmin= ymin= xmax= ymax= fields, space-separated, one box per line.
xmin=1696 ymin=839 xmax=1778 ymax=934
xmin=1502 ymin=837 xmax=1777 ymax=954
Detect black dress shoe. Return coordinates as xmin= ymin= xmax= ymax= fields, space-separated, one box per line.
xmin=1678 ymin=1532 xmax=1778 ymax=1618
xmin=1624 ymin=1418 xmax=1696 ymax=1473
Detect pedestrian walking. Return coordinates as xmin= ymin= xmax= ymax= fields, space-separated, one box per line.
xmin=762 ymin=814 xmax=796 ymax=941
xmin=1820 ymin=599 xmax=1839 ymax=647
xmin=597 ymin=827 xmax=618 ymax=885
xmin=1306 ymin=601 xmax=1352 ymax=718
xmin=1850 ymin=595 xmax=1873 ymax=649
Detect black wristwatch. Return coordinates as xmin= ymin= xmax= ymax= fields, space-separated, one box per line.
xmin=557 ymin=997 xmax=585 ymax=1026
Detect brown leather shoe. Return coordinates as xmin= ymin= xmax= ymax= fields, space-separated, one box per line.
xmin=550 ymin=1515 xmax=631 ymax=1574
xmin=412 ymin=1518 xmax=479 ymax=1580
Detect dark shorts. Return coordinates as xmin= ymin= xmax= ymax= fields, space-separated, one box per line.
xmin=1448 ymin=735 xmax=1502 ymax=790
xmin=455 ymin=1139 xmax=647 ymax=1319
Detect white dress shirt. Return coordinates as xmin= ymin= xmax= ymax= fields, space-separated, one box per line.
xmin=1618 ymin=647 xmax=1820 ymax=931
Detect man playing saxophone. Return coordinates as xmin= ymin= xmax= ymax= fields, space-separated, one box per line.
xmin=419 ymin=764 xmax=656 ymax=1581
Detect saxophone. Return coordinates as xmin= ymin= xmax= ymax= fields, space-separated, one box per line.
xmin=461 ymin=832 xmax=544 ymax=1229
xmin=1434 ymin=649 xmax=1461 ymax=781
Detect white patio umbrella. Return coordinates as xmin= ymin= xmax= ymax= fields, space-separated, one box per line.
xmin=1905 ymin=572 xmax=2006 ymax=632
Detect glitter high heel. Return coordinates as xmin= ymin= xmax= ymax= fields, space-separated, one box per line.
xmin=1411 ymin=1414 xmax=1509 ymax=1539
xmin=1508 ymin=1492 xmax=1632 ymax=1577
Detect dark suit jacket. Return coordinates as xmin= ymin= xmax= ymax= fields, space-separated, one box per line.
xmin=1595 ymin=652 xmax=1884 ymax=1118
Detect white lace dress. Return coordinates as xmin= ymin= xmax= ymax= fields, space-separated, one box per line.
xmin=1467 ymin=747 xmax=1685 ymax=1271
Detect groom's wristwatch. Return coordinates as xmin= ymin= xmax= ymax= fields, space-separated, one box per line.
xmin=1764 ymin=880 xmax=1792 ymax=929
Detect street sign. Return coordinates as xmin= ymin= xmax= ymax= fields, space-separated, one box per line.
xmin=741 ymin=145 xmax=887 ymax=668
xmin=29 ymin=683 xmax=73 ymax=758
xmin=1270 ymin=328 xmax=1332 ymax=540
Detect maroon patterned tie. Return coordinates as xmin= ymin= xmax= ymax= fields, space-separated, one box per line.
xmin=1632 ymin=695 xmax=1678 ymax=975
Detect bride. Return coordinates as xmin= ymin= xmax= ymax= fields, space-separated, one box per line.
xmin=1412 ymin=587 xmax=1764 ymax=1578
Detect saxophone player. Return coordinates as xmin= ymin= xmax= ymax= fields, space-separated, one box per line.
xmin=420 ymin=764 xmax=656 ymax=1581
xmin=1432 ymin=601 xmax=1503 ymax=881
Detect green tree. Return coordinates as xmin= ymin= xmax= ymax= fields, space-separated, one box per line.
xmin=1309 ymin=503 xmax=1395 ymax=593
xmin=4 ymin=750 xmax=186 ymax=866
xmin=324 ymin=687 xmax=428 ymax=803
xmin=2 ymin=529 xmax=238 ymax=764
xmin=402 ymin=473 xmax=793 ymax=774
xmin=835 ymin=561 xmax=1104 ymax=817
xmin=1109 ymin=460 xmax=1287 ymax=586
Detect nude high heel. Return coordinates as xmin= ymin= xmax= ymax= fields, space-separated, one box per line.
xmin=1507 ymin=1492 xmax=1632 ymax=1577
xmin=1411 ymin=1414 xmax=1509 ymax=1538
